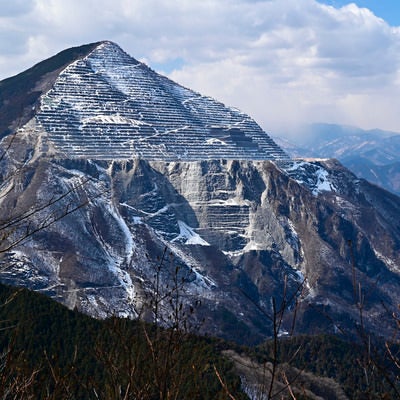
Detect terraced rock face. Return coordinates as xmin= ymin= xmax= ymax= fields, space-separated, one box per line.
xmin=36 ymin=41 xmax=287 ymax=161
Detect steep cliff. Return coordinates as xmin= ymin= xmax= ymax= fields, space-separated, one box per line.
xmin=1 ymin=139 xmax=399 ymax=342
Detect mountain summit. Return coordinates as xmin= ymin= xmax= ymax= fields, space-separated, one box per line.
xmin=19 ymin=40 xmax=286 ymax=161
xmin=0 ymin=42 xmax=399 ymax=343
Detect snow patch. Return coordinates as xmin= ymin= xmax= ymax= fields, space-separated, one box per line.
xmin=207 ymin=197 xmax=251 ymax=206
xmin=373 ymin=249 xmax=399 ymax=273
xmin=284 ymin=161 xmax=336 ymax=196
xmin=206 ymin=138 xmax=227 ymax=145
xmin=242 ymin=241 xmax=265 ymax=252
xmin=82 ymin=114 xmax=150 ymax=126
xmin=171 ymin=220 xmax=210 ymax=246
xmin=312 ymin=167 xmax=336 ymax=195
xmin=285 ymin=160 xmax=306 ymax=172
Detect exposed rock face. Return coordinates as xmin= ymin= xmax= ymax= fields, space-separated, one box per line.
xmin=0 ymin=42 xmax=399 ymax=343
xmin=35 ymin=41 xmax=287 ymax=161
xmin=1 ymin=144 xmax=400 ymax=342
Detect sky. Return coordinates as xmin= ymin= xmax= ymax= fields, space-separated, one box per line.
xmin=0 ymin=0 xmax=399 ymax=137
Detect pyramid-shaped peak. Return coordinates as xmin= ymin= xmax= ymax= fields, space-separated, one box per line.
xmin=88 ymin=40 xmax=141 ymax=66
xmin=96 ymin=40 xmax=120 ymax=48
xmin=34 ymin=42 xmax=288 ymax=161
xmin=95 ymin=40 xmax=129 ymax=53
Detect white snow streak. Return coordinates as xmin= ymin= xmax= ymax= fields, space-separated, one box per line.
xmin=373 ymin=249 xmax=399 ymax=273
xmin=172 ymin=220 xmax=210 ymax=246
xmin=105 ymin=204 xmax=136 ymax=308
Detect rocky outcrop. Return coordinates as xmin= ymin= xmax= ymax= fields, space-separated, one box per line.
xmin=1 ymin=131 xmax=399 ymax=342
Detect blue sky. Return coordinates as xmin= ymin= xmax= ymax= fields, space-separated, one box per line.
xmin=319 ymin=1 xmax=400 ymax=26
xmin=0 ymin=0 xmax=399 ymax=135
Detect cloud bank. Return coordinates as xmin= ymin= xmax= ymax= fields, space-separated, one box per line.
xmin=0 ymin=0 xmax=399 ymax=134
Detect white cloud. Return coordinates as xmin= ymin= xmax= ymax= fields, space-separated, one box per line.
xmin=0 ymin=0 xmax=399 ymax=134
xmin=0 ymin=0 xmax=35 ymax=17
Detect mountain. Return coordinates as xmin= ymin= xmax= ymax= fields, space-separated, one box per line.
xmin=275 ymin=123 xmax=400 ymax=195
xmin=1 ymin=41 xmax=400 ymax=344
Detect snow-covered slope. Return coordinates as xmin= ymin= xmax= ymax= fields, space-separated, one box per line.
xmin=36 ymin=41 xmax=287 ymax=161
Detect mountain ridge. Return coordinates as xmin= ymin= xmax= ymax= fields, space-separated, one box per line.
xmin=275 ymin=123 xmax=400 ymax=195
xmin=0 ymin=42 xmax=102 ymax=139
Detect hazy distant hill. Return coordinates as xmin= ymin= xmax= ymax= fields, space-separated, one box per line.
xmin=275 ymin=123 xmax=400 ymax=195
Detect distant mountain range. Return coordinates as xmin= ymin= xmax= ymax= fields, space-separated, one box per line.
xmin=275 ymin=123 xmax=400 ymax=195
xmin=0 ymin=41 xmax=400 ymax=345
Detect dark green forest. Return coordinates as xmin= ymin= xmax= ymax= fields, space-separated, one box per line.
xmin=0 ymin=282 xmax=399 ymax=399
xmin=0 ymin=283 xmax=245 ymax=399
